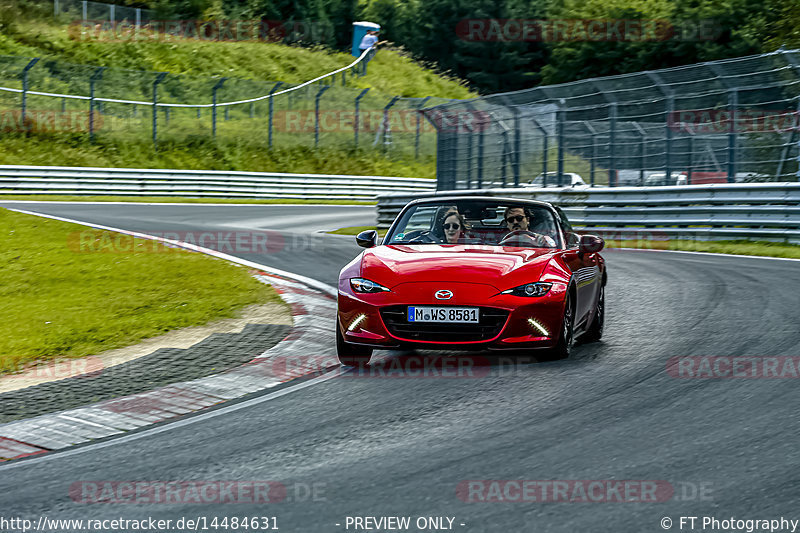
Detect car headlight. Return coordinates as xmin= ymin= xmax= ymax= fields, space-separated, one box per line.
xmin=501 ymin=282 xmax=552 ymax=297
xmin=350 ymin=278 xmax=391 ymax=293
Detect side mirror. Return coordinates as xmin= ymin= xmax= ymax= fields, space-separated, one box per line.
xmin=356 ymin=230 xmax=377 ymax=248
xmin=579 ymin=234 xmax=604 ymax=255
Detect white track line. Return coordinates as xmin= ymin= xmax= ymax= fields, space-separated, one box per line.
xmin=610 ymin=247 xmax=800 ymax=262
xmin=6 ymin=207 xmax=338 ymax=297
xmin=0 ymin=201 xmax=373 ymax=207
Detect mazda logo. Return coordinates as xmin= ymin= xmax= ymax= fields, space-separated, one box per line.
xmin=434 ymin=290 xmax=453 ymax=300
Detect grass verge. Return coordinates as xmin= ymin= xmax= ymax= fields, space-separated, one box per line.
xmin=606 ymin=239 xmax=800 ymax=259
xmin=328 ymin=226 xmax=387 ymax=236
xmin=0 ymin=208 xmax=285 ymax=374
xmin=0 ymin=195 xmax=375 ymax=205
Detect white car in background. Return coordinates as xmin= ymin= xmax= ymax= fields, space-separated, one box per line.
xmin=644 ymin=172 xmax=688 ymax=186
xmin=526 ymin=172 xmax=588 ymax=188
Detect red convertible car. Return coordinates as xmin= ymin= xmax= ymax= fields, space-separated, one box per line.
xmin=336 ymin=197 xmax=606 ymax=366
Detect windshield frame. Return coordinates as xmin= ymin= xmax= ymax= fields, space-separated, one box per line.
xmin=383 ymin=197 xmax=566 ymax=250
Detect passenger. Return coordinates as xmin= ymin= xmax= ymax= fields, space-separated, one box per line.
xmin=441 ymin=208 xmax=466 ymax=244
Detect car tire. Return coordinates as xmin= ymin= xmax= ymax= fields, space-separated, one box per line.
xmin=543 ymin=294 xmax=574 ymax=361
xmin=582 ymin=285 xmax=605 ymax=343
xmin=336 ymin=323 xmax=373 ymax=367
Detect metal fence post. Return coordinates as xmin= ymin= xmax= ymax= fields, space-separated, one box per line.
xmin=465 ymin=121 xmax=474 ymax=188
xmin=109 ymin=3 xmax=114 ymax=22
xmin=21 ymin=58 xmax=40 ymax=128
xmin=249 ymin=102 xmax=254 ymax=119
xmin=342 ymin=71 xmax=346 ymax=87
xmin=415 ymin=96 xmax=431 ymax=159
xmin=583 ymin=121 xmax=597 ymax=187
xmin=609 ymin=102 xmax=618 ymax=186
xmin=632 ymin=122 xmax=646 ymax=185
xmin=82 ymin=0 xmax=87 ymax=22
xmin=354 ymin=88 xmax=370 ymax=146
xmin=54 ymin=0 xmax=59 ymax=17
xmin=152 ymin=72 xmax=167 ymax=147
xmin=687 ymin=129 xmax=695 ymax=185
xmin=665 ymin=94 xmax=675 ymax=183
xmin=211 ymin=77 xmax=227 ymax=138
xmin=89 ymin=66 xmax=105 ymax=143
xmin=557 ymin=99 xmax=566 ymax=186
xmin=165 ymin=107 xmax=170 ymax=124
xmin=477 ymin=117 xmax=485 ymax=189
xmin=509 ymin=105 xmax=521 ymax=186
xmin=315 ymin=85 xmax=331 ymax=147
xmin=727 ymin=88 xmax=738 ymax=183
xmin=135 ymin=8 xmax=140 ymax=26
xmin=530 ymin=117 xmax=548 ymax=186
xmin=382 ymin=96 xmax=400 ymax=152
xmin=268 ymin=82 xmax=283 ymax=148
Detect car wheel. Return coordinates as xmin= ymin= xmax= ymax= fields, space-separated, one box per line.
xmin=582 ymin=285 xmax=604 ymax=343
xmin=544 ymin=294 xmax=574 ymax=361
xmin=336 ymin=323 xmax=373 ymax=367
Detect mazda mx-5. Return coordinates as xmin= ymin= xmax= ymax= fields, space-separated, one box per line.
xmin=336 ymin=197 xmax=606 ymax=365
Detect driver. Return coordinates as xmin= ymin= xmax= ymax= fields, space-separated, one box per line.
xmin=502 ymin=206 xmax=557 ymax=247
xmin=504 ymin=207 xmax=530 ymax=232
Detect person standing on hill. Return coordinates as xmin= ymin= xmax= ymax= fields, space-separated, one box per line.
xmin=359 ymin=30 xmax=386 ymax=74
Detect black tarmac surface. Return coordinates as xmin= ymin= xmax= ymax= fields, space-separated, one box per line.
xmin=1 ymin=202 xmax=798 ymax=533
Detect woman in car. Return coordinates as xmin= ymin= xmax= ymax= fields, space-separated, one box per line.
xmin=441 ymin=208 xmax=467 ymax=244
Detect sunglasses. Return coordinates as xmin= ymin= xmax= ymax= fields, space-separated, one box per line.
xmin=506 ymin=215 xmax=526 ymax=224
xmin=443 ymin=223 xmax=461 ymax=230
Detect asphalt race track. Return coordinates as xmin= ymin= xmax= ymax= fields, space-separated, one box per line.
xmin=1 ymin=202 xmax=799 ymax=533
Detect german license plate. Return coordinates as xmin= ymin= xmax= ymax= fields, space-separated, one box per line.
xmin=407 ymin=306 xmax=479 ymax=323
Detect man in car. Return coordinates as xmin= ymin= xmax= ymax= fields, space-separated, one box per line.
xmin=503 ymin=206 xmax=557 ymax=247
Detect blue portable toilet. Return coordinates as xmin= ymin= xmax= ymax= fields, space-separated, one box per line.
xmin=352 ymin=21 xmax=381 ymax=57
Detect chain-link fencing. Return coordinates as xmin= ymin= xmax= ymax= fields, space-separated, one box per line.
xmin=426 ymin=49 xmax=800 ymax=189
xmin=0 ymin=53 xmax=449 ymax=159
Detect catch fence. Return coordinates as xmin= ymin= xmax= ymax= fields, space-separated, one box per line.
xmin=427 ymin=49 xmax=800 ymax=189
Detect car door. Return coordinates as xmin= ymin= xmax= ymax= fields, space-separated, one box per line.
xmin=555 ymin=207 xmax=601 ymax=325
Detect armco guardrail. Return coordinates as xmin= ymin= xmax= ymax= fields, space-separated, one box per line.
xmin=376 ymin=183 xmax=800 ymax=243
xmin=0 ymin=166 xmax=435 ymax=200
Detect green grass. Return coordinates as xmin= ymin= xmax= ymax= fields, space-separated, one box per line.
xmin=0 ymin=195 xmax=375 ymax=204
xmin=0 ymin=208 xmax=286 ymax=374
xmin=0 ymin=16 xmax=474 ymax=100
xmin=0 ymin=135 xmax=438 ymax=177
xmin=328 ymin=225 xmax=387 ymax=236
xmin=607 ymin=239 xmax=800 ymax=259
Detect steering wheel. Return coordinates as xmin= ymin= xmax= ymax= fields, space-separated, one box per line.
xmin=407 ymin=230 xmax=441 ymax=243
xmin=498 ymin=230 xmax=549 ymax=247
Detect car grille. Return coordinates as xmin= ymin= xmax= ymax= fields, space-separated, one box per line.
xmin=380 ymin=306 xmax=509 ymax=342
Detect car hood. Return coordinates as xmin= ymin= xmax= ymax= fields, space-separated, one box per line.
xmin=361 ymin=244 xmax=556 ymax=289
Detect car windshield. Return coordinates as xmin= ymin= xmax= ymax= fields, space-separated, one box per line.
xmin=385 ymin=200 xmax=562 ymax=249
